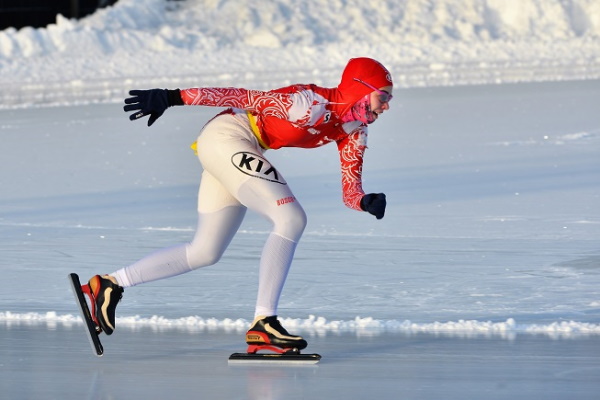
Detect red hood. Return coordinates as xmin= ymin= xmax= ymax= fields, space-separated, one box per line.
xmin=332 ymin=57 xmax=394 ymax=116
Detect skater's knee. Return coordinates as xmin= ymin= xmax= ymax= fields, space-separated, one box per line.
xmin=185 ymin=244 xmax=223 ymax=269
xmin=273 ymin=205 xmax=307 ymax=242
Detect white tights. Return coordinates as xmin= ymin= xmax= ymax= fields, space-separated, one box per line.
xmin=111 ymin=111 xmax=307 ymax=317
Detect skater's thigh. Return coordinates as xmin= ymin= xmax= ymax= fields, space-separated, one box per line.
xmin=197 ymin=170 xmax=242 ymax=213
xmin=201 ymin=149 xmax=306 ymax=241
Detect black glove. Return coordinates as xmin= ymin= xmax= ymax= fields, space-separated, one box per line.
xmin=360 ymin=193 xmax=386 ymax=220
xmin=123 ymin=89 xmax=184 ymax=126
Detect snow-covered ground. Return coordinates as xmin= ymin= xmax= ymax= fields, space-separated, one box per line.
xmin=1 ymin=0 xmax=600 ymax=108
xmin=1 ymin=1 xmax=599 ymax=398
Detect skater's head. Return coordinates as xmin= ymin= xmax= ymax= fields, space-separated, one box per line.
xmin=338 ymin=57 xmax=393 ymax=124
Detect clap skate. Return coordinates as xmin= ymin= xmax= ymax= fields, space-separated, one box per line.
xmin=229 ymin=316 xmax=321 ymax=363
xmin=68 ymin=273 xmax=124 ymax=356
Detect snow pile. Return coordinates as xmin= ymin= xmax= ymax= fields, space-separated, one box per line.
xmin=3 ymin=312 xmax=600 ymax=339
xmin=1 ymin=0 xmax=600 ymax=108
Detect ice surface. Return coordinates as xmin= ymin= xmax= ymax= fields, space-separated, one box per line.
xmin=2 ymin=324 xmax=600 ymax=400
xmin=1 ymin=1 xmax=599 ymax=398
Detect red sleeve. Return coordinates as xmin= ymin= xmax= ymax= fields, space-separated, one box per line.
xmin=337 ymin=129 xmax=367 ymax=211
xmin=180 ymin=87 xmax=292 ymax=119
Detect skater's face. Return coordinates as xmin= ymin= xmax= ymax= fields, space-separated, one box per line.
xmin=368 ymin=85 xmax=393 ymax=122
xmin=352 ymin=78 xmax=393 ymax=124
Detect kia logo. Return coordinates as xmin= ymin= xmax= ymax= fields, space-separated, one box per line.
xmin=231 ymin=152 xmax=287 ymax=185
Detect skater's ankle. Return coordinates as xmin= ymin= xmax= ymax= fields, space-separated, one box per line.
xmin=102 ymin=275 xmax=119 ymax=286
xmin=252 ymin=315 xmax=275 ymax=325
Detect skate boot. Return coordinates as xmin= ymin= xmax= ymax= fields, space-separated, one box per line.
xmin=86 ymin=275 xmax=124 ymax=335
xmin=246 ymin=316 xmax=307 ymax=354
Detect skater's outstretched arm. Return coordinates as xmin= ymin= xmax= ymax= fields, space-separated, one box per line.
xmin=124 ymin=87 xmax=327 ymax=128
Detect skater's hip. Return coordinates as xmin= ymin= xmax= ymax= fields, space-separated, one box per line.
xmin=196 ymin=109 xmax=264 ymax=153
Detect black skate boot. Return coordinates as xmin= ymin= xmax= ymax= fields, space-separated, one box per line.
xmin=86 ymin=275 xmax=124 ymax=335
xmin=246 ymin=316 xmax=307 ymax=354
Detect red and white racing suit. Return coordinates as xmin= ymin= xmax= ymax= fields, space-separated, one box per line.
xmin=112 ymin=84 xmax=369 ymax=318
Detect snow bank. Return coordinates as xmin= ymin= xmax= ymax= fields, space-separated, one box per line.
xmin=2 ymin=312 xmax=599 ymax=339
xmin=1 ymin=0 xmax=600 ymax=108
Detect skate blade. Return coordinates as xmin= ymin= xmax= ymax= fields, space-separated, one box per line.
xmin=228 ymin=352 xmax=321 ymax=364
